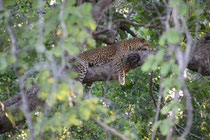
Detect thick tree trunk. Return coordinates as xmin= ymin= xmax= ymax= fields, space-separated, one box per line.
xmin=0 ymin=85 xmax=42 ymax=134
xmin=188 ymin=32 xmax=210 ymax=76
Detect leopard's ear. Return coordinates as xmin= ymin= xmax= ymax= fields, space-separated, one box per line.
xmin=140 ymin=38 xmax=146 ymax=43
xmin=140 ymin=46 xmax=149 ymax=51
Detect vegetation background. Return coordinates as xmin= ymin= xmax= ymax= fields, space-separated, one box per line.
xmin=0 ymin=0 xmax=209 ymax=140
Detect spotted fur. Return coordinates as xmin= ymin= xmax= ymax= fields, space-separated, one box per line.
xmin=71 ymin=37 xmax=150 ymax=94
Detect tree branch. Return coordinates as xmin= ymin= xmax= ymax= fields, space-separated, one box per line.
xmin=116 ymin=19 xmax=162 ymax=30
xmin=5 ymin=5 xmax=35 ymax=140
xmin=91 ymin=0 xmax=114 ymax=22
xmin=90 ymin=116 xmax=129 ymax=140
xmin=0 ymin=84 xmax=42 ymax=134
xmin=149 ymin=71 xmax=157 ymax=108
xmin=93 ymin=34 xmax=115 ymax=45
xmin=120 ymin=24 xmax=137 ymax=37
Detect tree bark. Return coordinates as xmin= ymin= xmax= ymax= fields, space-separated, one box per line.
xmin=188 ymin=32 xmax=210 ymax=76
xmin=91 ymin=0 xmax=114 ymax=22
xmin=0 ymin=84 xmax=42 ymax=134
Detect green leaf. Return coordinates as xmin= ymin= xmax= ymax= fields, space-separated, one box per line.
xmin=160 ymin=119 xmax=171 ymax=135
xmin=68 ymin=71 xmax=78 ymax=78
xmin=142 ymin=55 xmax=154 ymax=71
xmin=169 ymin=0 xmax=180 ymax=7
xmin=104 ymin=115 xmax=116 ymax=124
xmin=160 ymin=63 xmax=170 ymax=75
xmin=79 ymin=107 xmax=91 ymax=120
xmin=171 ymin=64 xmax=180 ymax=75
xmin=167 ymin=28 xmax=180 ymax=44
xmin=163 ymin=78 xmax=173 ymax=88
xmin=156 ymin=49 xmax=164 ymax=62
xmin=0 ymin=55 xmax=7 ymax=70
xmin=64 ymin=44 xmax=80 ymax=55
xmin=3 ymin=0 xmax=16 ymax=8
xmin=7 ymin=55 xmax=16 ymax=64
xmin=178 ymin=1 xmax=189 ymax=15
xmin=51 ymin=47 xmax=63 ymax=57
xmin=161 ymin=102 xmax=175 ymax=115
xmin=152 ymin=121 xmax=162 ymax=131
xmin=159 ymin=32 xmax=167 ymax=45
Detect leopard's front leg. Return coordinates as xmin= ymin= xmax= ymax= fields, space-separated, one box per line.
xmin=76 ymin=63 xmax=88 ymax=83
xmin=113 ymin=58 xmax=125 ymax=85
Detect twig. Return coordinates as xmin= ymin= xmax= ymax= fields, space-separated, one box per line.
xmin=149 ymin=71 xmax=157 ymax=108
xmin=93 ymin=29 xmax=109 ymax=36
xmin=91 ymin=116 xmax=129 ymax=140
xmin=151 ymin=0 xmax=163 ymax=18
xmin=166 ymin=127 xmax=173 ymax=140
xmin=116 ymin=19 xmax=162 ymax=29
xmin=93 ymin=34 xmax=115 ymax=45
xmin=5 ymin=8 xmax=35 ymax=140
xmin=91 ymin=0 xmax=114 ymax=22
xmin=165 ymin=5 xmax=181 ymax=140
xmin=39 ymin=0 xmax=67 ymax=138
xmin=151 ymin=79 xmax=163 ymax=140
xmin=180 ymin=83 xmax=193 ymax=139
xmin=178 ymin=12 xmax=193 ymax=140
xmin=45 ymin=0 xmax=50 ymax=7
xmin=180 ymin=16 xmax=194 ymax=69
xmin=125 ymin=4 xmax=148 ymax=19
xmin=0 ymin=101 xmax=16 ymax=128
xmin=69 ymin=127 xmax=75 ymax=139
xmin=120 ymin=24 xmax=137 ymax=37
xmin=76 ymin=0 xmax=83 ymax=6
xmin=176 ymin=124 xmax=203 ymax=140
xmin=151 ymin=5 xmax=171 ymax=139
xmin=195 ymin=0 xmax=200 ymax=39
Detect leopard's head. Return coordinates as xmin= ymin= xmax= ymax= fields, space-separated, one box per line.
xmin=128 ymin=37 xmax=150 ymax=51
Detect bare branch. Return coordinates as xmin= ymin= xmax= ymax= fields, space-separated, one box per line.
xmin=180 ymin=82 xmax=193 ymax=139
xmin=149 ymin=71 xmax=157 ymax=108
xmin=120 ymin=24 xmax=137 ymax=37
xmin=91 ymin=116 xmax=129 ymax=140
xmin=91 ymin=0 xmax=114 ymax=22
xmin=38 ymin=0 xmax=67 ymax=138
xmin=0 ymin=84 xmax=42 ymax=134
xmin=116 ymin=19 xmax=162 ymax=30
xmin=93 ymin=34 xmax=115 ymax=45
xmin=151 ymin=81 xmax=163 ymax=140
xmin=2 ymin=0 xmax=35 ymax=138
xmin=76 ymin=0 xmax=83 ymax=6
xmin=176 ymin=124 xmax=203 ymax=140
xmin=92 ymin=29 xmax=110 ymax=36
xmin=178 ymin=14 xmax=194 ymax=140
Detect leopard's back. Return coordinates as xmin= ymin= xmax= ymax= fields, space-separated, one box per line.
xmin=77 ymin=37 xmax=149 ymax=66
xmin=78 ymin=44 xmax=117 ymax=66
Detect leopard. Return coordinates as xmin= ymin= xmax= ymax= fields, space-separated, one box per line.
xmin=70 ymin=37 xmax=150 ymax=95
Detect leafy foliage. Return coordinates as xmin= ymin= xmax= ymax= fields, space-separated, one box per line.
xmin=0 ymin=0 xmax=209 ymax=139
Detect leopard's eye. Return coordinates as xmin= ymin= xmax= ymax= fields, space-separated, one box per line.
xmin=140 ymin=46 xmax=149 ymax=51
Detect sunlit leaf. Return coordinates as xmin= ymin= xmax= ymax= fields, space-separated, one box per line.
xmin=0 ymin=55 xmax=7 ymax=70
xmin=178 ymin=1 xmax=189 ymax=15
xmin=167 ymin=28 xmax=180 ymax=44
xmin=160 ymin=119 xmax=172 ymax=135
